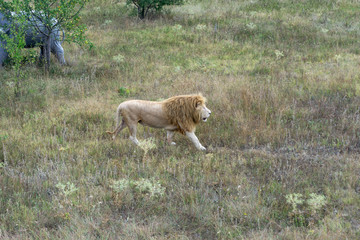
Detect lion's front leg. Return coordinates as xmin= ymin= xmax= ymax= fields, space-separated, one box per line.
xmin=167 ymin=131 xmax=176 ymax=145
xmin=185 ymin=131 xmax=206 ymax=151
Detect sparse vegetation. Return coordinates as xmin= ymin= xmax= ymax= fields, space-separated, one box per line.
xmin=1 ymin=0 xmax=360 ymax=239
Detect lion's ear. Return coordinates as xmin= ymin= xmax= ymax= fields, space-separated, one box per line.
xmin=195 ymin=101 xmax=202 ymax=108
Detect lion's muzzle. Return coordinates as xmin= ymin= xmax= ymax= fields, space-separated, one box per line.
xmin=202 ymin=107 xmax=211 ymax=122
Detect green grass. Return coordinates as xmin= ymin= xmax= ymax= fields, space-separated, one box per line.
xmin=1 ymin=0 xmax=360 ymax=239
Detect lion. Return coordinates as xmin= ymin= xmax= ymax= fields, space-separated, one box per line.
xmin=106 ymin=94 xmax=211 ymax=151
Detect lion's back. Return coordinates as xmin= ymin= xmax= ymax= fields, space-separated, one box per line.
xmin=119 ymin=100 xmax=168 ymax=124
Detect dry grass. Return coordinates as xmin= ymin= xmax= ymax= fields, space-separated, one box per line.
xmin=1 ymin=0 xmax=360 ymax=239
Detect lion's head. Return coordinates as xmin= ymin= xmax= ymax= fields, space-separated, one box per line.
xmin=163 ymin=94 xmax=211 ymax=134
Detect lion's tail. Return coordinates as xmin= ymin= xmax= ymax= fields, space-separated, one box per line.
xmin=106 ymin=105 xmax=122 ymax=139
xmin=106 ymin=130 xmax=115 ymax=135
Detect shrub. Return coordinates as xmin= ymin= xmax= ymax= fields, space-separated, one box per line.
xmin=127 ymin=0 xmax=184 ymax=19
xmin=286 ymin=193 xmax=327 ymax=227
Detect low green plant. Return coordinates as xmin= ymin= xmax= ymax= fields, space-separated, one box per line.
xmin=274 ymin=50 xmax=284 ymax=60
xmin=113 ymin=54 xmax=125 ymax=63
xmin=135 ymin=178 xmax=165 ymax=197
xmin=286 ymin=193 xmax=327 ymax=227
xmin=139 ymin=137 xmax=157 ymax=156
xmin=0 ymin=134 xmax=8 ymax=141
xmin=53 ymin=182 xmax=79 ymax=220
xmin=286 ymin=193 xmax=306 ymax=226
xmin=56 ymin=182 xmax=78 ymax=197
xmin=110 ymin=178 xmax=165 ymax=198
xmin=109 ymin=179 xmax=129 ymax=193
xmin=117 ymin=86 xmax=130 ymax=96
xmin=286 ymin=193 xmax=304 ymax=212
xmin=307 ymin=193 xmax=327 ymax=214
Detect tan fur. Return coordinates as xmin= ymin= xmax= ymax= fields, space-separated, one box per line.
xmin=106 ymin=94 xmax=211 ymax=150
xmin=162 ymin=94 xmax=206 ymax=134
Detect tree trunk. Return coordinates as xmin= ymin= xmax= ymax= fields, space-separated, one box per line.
xmin=14 ymin=78 xmax=20 ymax=98
xmin=138 ymin=7 xmax=145 ymax=19
xmin=44 ymin=36 xmax=51 ymax=72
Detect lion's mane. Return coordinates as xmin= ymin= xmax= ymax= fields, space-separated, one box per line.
xmin=162 ymin=94 xmax=206 ymax=134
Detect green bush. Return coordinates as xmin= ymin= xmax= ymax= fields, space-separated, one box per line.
xmin=127 ymin=0 xmax=184 ymax=19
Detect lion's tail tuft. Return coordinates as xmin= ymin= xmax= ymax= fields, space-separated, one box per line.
xmin=106 ymin=130 xmax=117 ymax=140
xmin=106 ymin=131 xmax=114 ymax=135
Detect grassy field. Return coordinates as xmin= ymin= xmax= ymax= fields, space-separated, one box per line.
xmin=1 ymin=0 xmax=360 ymax=239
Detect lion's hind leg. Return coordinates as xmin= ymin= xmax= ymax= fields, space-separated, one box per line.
xmin=107 ymin=119 xmax=126 ymax=140
xmin=167 ymin=131 xmax=176 ymax=146
xmin=112 ymin=119 xmax=126 ymax=139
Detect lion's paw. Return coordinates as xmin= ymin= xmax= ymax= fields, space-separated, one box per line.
xmin=199 ymin=146 xmax=206 ymax=151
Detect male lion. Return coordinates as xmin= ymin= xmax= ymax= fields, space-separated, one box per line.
xmin=106 ymin=94 xmax=211 ymax=151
